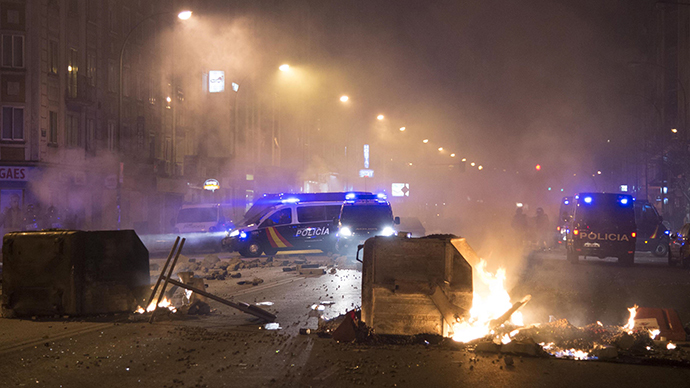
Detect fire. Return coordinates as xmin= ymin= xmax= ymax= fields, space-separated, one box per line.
xmin=649 ymin=329 xmax=660 ymax=339
xmin=623 ymin=305 xmax=638 ymax=334
xmin=135 ymin=297 xmax=177 ymax=314
xmin=667 ymin=343 xmax=677 ymax=350
xmin=451 ymin=259 xmax=524 ymax=343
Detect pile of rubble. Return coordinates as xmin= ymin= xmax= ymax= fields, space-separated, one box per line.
xmin=163 ymin=254 xmax=340 ymax=281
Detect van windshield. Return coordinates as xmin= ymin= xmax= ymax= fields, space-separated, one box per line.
xmin=341 ymin=205 xmax=392 ymax=226
xmin=177 ymin=207 xmax=218 ymax=223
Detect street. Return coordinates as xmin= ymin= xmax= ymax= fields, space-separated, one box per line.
xmin=2 ymin=248 xmax=690 ymax=387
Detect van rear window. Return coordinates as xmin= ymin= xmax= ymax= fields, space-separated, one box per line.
xmin=177 ymin=207 xmax=217 ymax=223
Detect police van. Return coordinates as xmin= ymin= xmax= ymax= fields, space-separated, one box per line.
xmin=566 ymin=192 xmax=636 ymax=265
xmin=335 ymin=193 xmax=400 ymax=254
xmin=634 ymin=199 xmax=670 ymax=257
xmin=223 ymin=200 xmax=342 ymax=257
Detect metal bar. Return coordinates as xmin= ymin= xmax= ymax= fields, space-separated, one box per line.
xmin=144 ymin=236 xmax=180 ymax=310
xmin=150 ymin=238 xmax=185 ymax=323
xmin=167 ymin=278 xmax=276 ymax=322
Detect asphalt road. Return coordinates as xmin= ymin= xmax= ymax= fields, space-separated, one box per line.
xmin=2 ymin=247 xmax=690 ymax=387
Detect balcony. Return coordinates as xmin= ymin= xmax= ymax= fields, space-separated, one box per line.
xmin=65 ymin=75 xmax=96 ymax=107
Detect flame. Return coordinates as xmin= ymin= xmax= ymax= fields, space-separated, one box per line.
xmin=648 ymin=329 xmax=660 ymax=339
xmin=135 ymin=297 xmax=177 ymax=314
xmin=667 ymin=343 xmax=677 ymax=350
xmin=452 ymin=260 xmax=523 ymax=343
xmin=623 ymin=305 xmax=638 ymax=334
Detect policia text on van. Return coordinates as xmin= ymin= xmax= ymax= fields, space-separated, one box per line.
xmin=565 ymin=193 xmax=636 ymax=265
xmin=222 ymin=200 xmax=341 ymax=257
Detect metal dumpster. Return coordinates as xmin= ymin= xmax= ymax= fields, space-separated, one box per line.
xmin=1 ymin=230 xmax=149 ymax=317
xmin=361 ymin=235 xmax=474 ymax=336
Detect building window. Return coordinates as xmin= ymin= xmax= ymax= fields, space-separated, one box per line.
xmin=67 ymin=48 xmax=78 ymax=98
xmin=48 ymin=40 xmax=58 ymax=74
xmin=107 ymin=120 xmax=115 ymax=151
xmin=2 ymin=35 xmax=24 ymax=68
xmin=136 ymin=120 xmax=144 ymax=149
xmin=148 ymin=77 xmax=156 ymax=104
xmin=86 ymin=119 xmax=95 ymax=153
xmin=65 ymin=114 xmax=81 ymax=147
xmin=122 ymin=8 xmax=130 ymax=36
xmin=86 ymin=52 xmax=96 ymax=86
xmin=123 ymin=66 xmax=130 ymax=97
xmin=108 ymin=60 xmax=117 ymax=93
xmin=108 ymin=1 xmax=117 ymax=33
xmin=49 ymin=111 xmax=58 ymax=145
xmin=2 ymin=107 xmax=23 ymax=140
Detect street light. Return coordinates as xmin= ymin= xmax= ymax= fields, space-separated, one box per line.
xmin=377 ymin=114 xmax=384 ymax=120
xmin=450 ymin=153 xmax=456 ymax=157
xmin=340 ymin=95 xmax=349 ymax=102
xmin=117 ymin=9 xmax=192 ymax=228
xmin=399 ymin=127 xmax=406 ymax=131
xmin=422 ymin=139 xmax=429 ymax=144
xmin=672 ymin=128 xmax=678 ymax=134
xmin=438 ymin=147 xmax=443 ymax=151
xmin=279 ymin=64 xmax=290 ymax=72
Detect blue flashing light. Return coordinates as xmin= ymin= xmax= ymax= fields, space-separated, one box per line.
xmin=564 ymin=200 xmax=570 ymax=205
xmin=345 ymin=193 xmax=356 ymax=200
xmin=239 ymin=231 xmax=247 ymax=239
xmin=620 ymin=198 xmax=629 ymax=205
xmin=282 ymin=197 xmax=300 ymax=204
xmin=583 ymin=196 xmax=593 ymax=204
xmin=377 ymin=193 xmax=387 ymax=200
xmin=664 ymin=230 xmax=671 ymax=235
xmin=575 ymin=195 xmax=580 ymax=200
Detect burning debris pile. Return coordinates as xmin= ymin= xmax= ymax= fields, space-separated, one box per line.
xmin=132 ymin=237 xmax=276 ymax=323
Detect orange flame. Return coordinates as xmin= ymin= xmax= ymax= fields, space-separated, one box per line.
xmin=452 ymin=259 xmax=523 ymax=343
xmin=135 ymin=297 xmax=177 ymax=314
xmin=623 ymin=305 xmax=638 ymax=334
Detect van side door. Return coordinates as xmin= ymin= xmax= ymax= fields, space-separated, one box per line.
xmin=294 ymin=205 xmax=337 ymax=249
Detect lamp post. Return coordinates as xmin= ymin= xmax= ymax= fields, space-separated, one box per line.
xmin=628 ymin=61 xmax=686 ymax=217
xmin=116 ymin=10 xmax=191 ymax=229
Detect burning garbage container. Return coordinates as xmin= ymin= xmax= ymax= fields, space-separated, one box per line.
xmin=361 ymin=234 xmax=474 ymax=336
xmin=2 ymin=230 xmax=149 ymax=317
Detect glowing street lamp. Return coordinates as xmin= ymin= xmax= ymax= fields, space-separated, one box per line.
xmin=461 ymin=158 xmax=467 ymax=162
xmin=672 ymin=128 xmax=678 ymax=134
xmin=399 ymin=127 xmax=406 ymax=131
xmin=422 ymin=139 xmax=429 ymax=144
xmin=377 ymin=114 xmax=384 ymax=120
xmin=478 ymin=165 xmax=483 ymax=170
xmin=340 ymin=95 xmax=349 ymax=102
xmin=177 ymin=10 xmax=192 ymax=20
xmin=279 ymin=64 xmax=290 ymax=72
xmin=470 ymin=162 xmax=476 ymax=167
xmin=438 ymin=147 xmax=443 ymax=151
xmin=450 ymin=153 xmax=456 ymax=157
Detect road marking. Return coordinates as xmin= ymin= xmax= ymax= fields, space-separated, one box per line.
xmin=0 ymin=323 xmax=113 ymax=355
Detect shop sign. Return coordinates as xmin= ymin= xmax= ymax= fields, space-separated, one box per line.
xmin=0 ymin=166 xmax=34 ymax=181
xmin=203 ymin=178 xmax=220 ymax=192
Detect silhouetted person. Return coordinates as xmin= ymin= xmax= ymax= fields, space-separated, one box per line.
xmin=1 ymin=194 xmax=22 ymax=232
xmin=534 ymin=207 xmax=550 ymax=249
xmin=511 ymin=207 xmax=528 ymax=244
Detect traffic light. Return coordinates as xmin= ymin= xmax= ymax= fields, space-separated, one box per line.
xmin=535 ymin=164 xmax=541 ymax=171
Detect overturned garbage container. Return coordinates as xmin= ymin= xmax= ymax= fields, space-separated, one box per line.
xmin=2 ymin=230 xmax=149 ymax=317
xmin=361 ymin=235 xmax=474 ymax=336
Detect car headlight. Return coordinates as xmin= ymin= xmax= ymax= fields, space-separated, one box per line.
xmin=381 ymin=227 xmax=396 ymax=237
xmin=229 ymin=230 xmax=240 ymax=237
xmin=340 ymin=227 xmax=352 ymax=237
xmin=239 ymin=231 xmax=247 ymax=239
